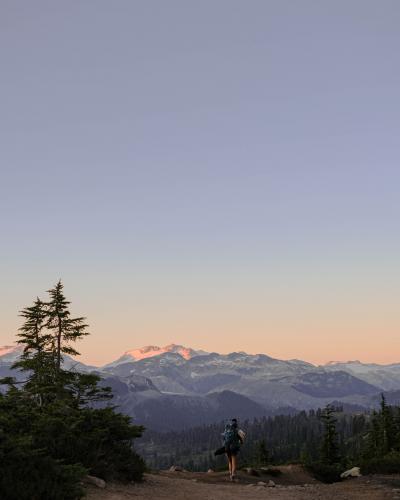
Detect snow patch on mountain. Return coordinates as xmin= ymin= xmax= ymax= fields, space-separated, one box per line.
xmin=126 ymin=344 xmax=197 ymax=361
xmin=323 ymin=360 xmax=400 ymax=391
xmin=0 ymin=345 xmax=23 ymax=362
xmin=0 ymin=346 xmax=17 ymax=356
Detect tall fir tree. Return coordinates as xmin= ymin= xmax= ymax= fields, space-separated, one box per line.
xmin=320 ymin=405 xmax=340 ymax=465
xmin=46 ymin=280 xmax=89 ymax=371
xmin=12 ymin=298 xmax=53 ymax=405
xmin=379 ymin=393 xmax=396 ymax=455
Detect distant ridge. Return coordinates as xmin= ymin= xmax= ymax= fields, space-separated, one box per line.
xmin=2 ymin=342 xmax=400 ymax=430
xmin=1 ymin=343 xmax=399 ymax=369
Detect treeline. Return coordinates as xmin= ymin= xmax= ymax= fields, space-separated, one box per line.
xmin=0 ymin=281 xmax=145 ymax=500
xmin=138 ymin=406 xmax=365 ymax=471
xmin=138 ymin=398 xmax=400 ymax=480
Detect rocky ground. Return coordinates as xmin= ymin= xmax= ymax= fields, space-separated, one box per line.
xmin=85 ymin=465 xmax=400 ymax=499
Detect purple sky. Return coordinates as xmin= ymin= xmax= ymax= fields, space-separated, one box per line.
xmin=1 ymin=1 xmax=400 ymax=365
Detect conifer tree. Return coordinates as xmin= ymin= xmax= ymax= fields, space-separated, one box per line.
xmin=65 ymin=372 xmax=112 ymax=408
xmin=12 ymin=298 xmax=53 ymax=405
xmin=45 ymin=280 xmax=88 ymax=371
xmin=394 ymin=407 xmax=400 ymax=451
xmin=379 ymin=394 xmax=396 ymax=455
xmin=320 ymin=405 xmax=340 ymax=465
xmin=254 ymin=439 xmax=269 ymax=466
xmin=14 ymin=297 xmax=48 ymax=359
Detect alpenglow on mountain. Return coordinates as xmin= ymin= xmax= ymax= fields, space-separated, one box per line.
xmin=103 ymin=343 xmax=207 ymax=367
xmin=2 ymin=343 xmax=400 ymax=431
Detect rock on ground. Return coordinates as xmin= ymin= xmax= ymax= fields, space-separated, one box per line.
xmin=83 ymin=475 xmax=106 ymax=489
xmin=169 ymin=465 xmax=186 ymax=472
xmin=341 ymin=467 xmax=361 ymax=478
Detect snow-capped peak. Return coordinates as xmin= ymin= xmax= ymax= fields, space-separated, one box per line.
xmin=103 ymin=343 xmax=207 ymax=368
xmin=124 ymin=344 xmax=200 ymax=361
xmin=325 ymin=360 xmax=362 ymax=366
xmin=0 ymin=345 xmax=23 ymax=362
xmin=0 ymin=346 xmax=17 ymax=356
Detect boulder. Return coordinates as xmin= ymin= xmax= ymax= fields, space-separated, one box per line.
xmin=257 ymin=481 xmax=267 ymax=486
xmin=83 ymin=475 xmax=106 ymax=489
xmin=268 ymin=480 xmax=276 ymax=487
xmin=169 ymin=465 xmax=185 ymax=472
xmin=207 ymin=469 xmax=214 ymax=474
xmin=340 ymin=467 xmax=361 ymax=479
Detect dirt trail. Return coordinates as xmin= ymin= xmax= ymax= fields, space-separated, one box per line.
xmin=86 ymin=466 xmax=400 ymax=499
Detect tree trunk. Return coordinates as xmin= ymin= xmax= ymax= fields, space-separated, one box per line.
xmin=57 ymin=315 xmax=62 ymax=371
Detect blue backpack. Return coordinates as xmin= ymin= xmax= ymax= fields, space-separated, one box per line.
xmin=223 ymin=423 xmax=240 ymax=447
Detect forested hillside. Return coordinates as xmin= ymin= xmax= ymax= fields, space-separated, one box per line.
xmin=138 ymin=407 xmax=364 ymax=470
xmin=138 ymin=400 xmax=400 ymax=479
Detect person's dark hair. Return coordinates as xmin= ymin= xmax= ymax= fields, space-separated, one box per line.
xmin=231 ymin=418 xmax=238 ymax=427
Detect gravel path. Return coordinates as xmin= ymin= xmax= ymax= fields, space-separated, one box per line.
xmin=86 ymin=467 xmax=400 ymax=499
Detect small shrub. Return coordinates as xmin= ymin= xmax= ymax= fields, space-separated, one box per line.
xmin=307 ymin=462 xmax=343 ymax=483
xmin=0 ymin=435 xmax=86 ymax=500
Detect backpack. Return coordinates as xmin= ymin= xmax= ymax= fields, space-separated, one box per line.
xmin=223 ymin=424 xmax=240 ymax=447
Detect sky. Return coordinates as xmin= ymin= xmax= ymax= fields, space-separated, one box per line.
xmin=1 ymin=1 xmax=399 ymax=366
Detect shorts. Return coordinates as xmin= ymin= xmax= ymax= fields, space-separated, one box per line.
xmin=225 ymin=445 xmax=240 ymax=457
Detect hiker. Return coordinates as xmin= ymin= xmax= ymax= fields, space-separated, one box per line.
xmin=222 ymin=418 xmax=244 ymax=481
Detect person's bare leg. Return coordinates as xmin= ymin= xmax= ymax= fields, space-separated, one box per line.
xmin=227 ymin=455 xmax=232 ymax=476
xmin=231 ymin=455 xmax=237 ymax=478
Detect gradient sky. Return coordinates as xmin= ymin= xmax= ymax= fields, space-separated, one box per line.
xmin=1 ymin=1 xmax=400 ymax=366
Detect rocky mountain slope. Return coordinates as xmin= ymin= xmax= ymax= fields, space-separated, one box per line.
xmin=2 ymin=343 xmax=400 ymax=430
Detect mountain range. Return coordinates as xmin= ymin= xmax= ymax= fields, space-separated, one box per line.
xmin=2 ymin=343 xmax=400 ymax=431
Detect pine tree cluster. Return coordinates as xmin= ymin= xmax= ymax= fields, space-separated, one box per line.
xmin=138 ymin=399 xmax=400 ymax=482
xmin=361 ymin=394 xmax=400 ymax=473
xmin=0 ymin=281 xmax=146 ymax=500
